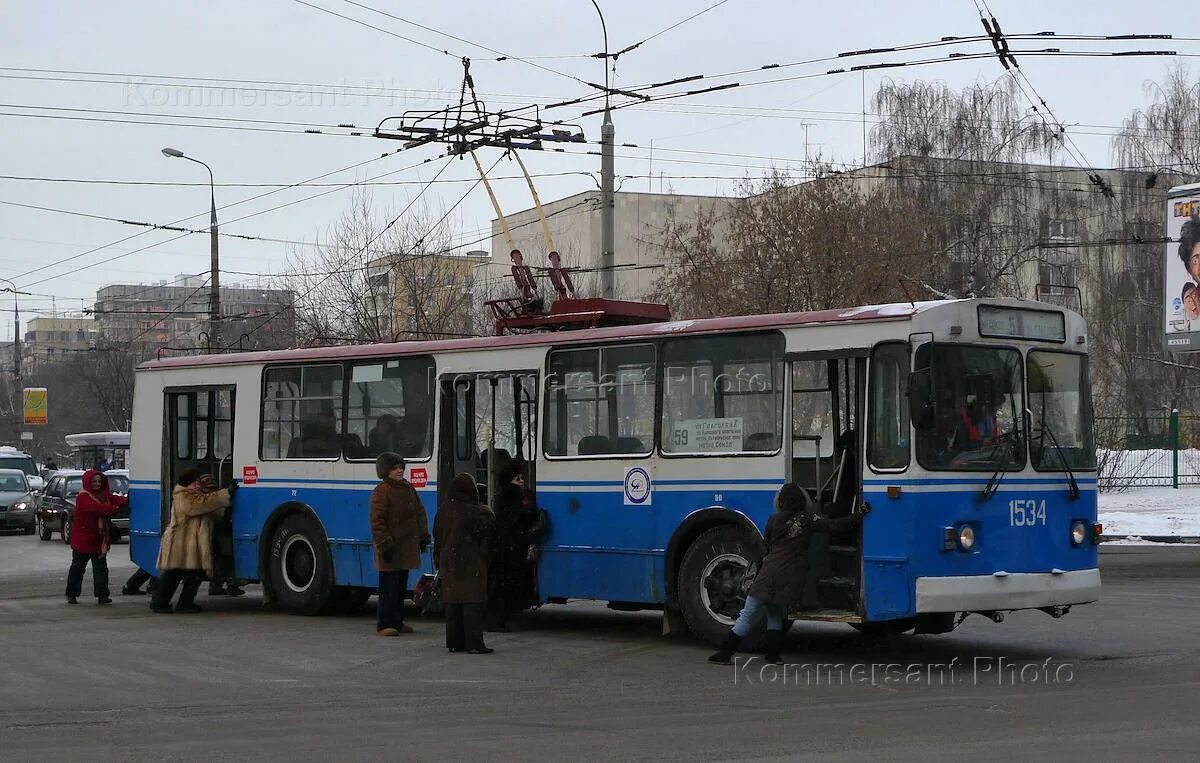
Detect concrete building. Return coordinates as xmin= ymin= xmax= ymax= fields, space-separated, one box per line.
xmin=23 ymin=317 xmax=95 ymax=370
xmin=479 ymin=190 xmax=730 ymax=304
xmin=94 ymin=276 xmax=295 ymax=357
xmin=366 ymin=251 xmax=488 ymax=338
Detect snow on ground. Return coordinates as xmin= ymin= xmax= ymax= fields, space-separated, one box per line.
xmin=1098 ymin=487 xmax=1200 ymax=539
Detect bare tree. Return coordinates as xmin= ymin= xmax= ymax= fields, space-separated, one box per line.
xmin=649 ymin=168 xmax=933 ymax=318
xmin=279 ymin=189 xmax=480 ymax=345
xmin=71 ymin=347 xmax=136 ymax=430
xmin=1114 ymin=64 xmax=1200 ymax=174
xmin=870 ymin=76 xmax=1078 ymax=299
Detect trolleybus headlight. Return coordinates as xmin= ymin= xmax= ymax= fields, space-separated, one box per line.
xmin=958 ymin=525 xmax=976 ymax=551
xmin=1070 ymin=520 xmax=1086 ymax=547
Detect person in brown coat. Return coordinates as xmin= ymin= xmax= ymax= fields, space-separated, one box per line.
xmin=369 ymin=452 xmax=430 ymax=636
xmin=434 ymin=472 xmax=496 ymax=654
xmin=708 ymin=483 xmax=868 ymax=665
xmin=151 ymin=468 xmax=233 ymax=614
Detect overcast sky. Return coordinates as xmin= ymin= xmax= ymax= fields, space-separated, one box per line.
xmin=1 ymin=0 xmax=1194 ymax=339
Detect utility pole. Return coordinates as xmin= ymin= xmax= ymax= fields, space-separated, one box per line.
xmin=593 ymin=0 xmax=616 ymax=299
xmin=1 ymin=278 xmax=20 ymax=382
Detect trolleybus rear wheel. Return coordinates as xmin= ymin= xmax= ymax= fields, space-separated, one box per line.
xmin=678 ymin=525 xmax=780 ymax=649
xmin=267 ymin=513 xmax=334 ymax=615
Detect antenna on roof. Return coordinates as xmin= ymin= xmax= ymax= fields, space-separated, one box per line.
xmin=898 ymin=278 xmax=916 ymax=308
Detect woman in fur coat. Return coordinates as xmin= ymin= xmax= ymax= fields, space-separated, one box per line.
xmin=150 ymin=468 xmax=234 ymax=614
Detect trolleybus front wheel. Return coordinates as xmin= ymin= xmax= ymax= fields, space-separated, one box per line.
xmin=678 ymin=525 xmax=780 ymax=649
xmin=267 ymin=513 xmax=335 ymax=615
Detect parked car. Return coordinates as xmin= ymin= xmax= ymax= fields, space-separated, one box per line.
xmin=0 ymin=447 xmax=44 ymax=494
xmin=34 ymin=469 xmax=130 ymax=543
xmin=0 ymin=468 xmax=35 ymax=534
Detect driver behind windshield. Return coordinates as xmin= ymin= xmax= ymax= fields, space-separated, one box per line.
xmin=959 ymin=376 xmax=1001 ymax=448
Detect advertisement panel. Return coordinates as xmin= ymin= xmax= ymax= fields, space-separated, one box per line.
xmin=23 ymin=387 xmax=47 ymax=426
xmin=1165 ymin=186 xmax=1200 ymax=351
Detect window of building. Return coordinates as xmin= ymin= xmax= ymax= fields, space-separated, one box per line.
xmin=1045 ymin=218 xmax=1076 ymax=240
xmin=661 ymin=333 xmax=784 ymax=455
xmin=261 ymin=364 xmax=344 ymax=459
xmin=544 ymin=344 xmax=655 ymax=457
xmin=345 ymin=356 xmax=435 ymax=460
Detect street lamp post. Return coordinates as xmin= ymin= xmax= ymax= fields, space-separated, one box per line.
xmin=162 ymin=147 xmax=221 ymax=352
xmin=590 ymin=0 xmax=616 ymax=299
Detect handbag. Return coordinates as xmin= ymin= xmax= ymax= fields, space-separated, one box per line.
xmin=414 ymin=572 xmax=444 ymax=616
xmin=738 ymin=558 xmax=762 ymax=596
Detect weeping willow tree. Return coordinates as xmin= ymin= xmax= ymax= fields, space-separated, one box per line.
xmin=1114 ymin=64 xmax=1200 ymax=174
xmin=869 ymin=76 xmax=1076 ymax=300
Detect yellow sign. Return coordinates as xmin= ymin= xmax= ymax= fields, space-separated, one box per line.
xmin=23 ymin=388 xmax=47 ymax=426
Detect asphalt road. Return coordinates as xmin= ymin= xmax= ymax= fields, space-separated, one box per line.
xmin=1 ymin=534 xmax=1197 ymax=762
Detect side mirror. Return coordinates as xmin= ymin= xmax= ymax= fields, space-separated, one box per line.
xmin=908 ymin=370 xmax=934 ymax=431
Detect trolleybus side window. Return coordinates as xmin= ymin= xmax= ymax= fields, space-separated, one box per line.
xmin=661 ymin=332 xmax=783 ymax=455
xmin=1028 ymin=350 xmax=1096 ymax=471
xmin=346 ymin=356 xmax=435 ymax=461
xmin=868 ymin=343 xmax=911 ymax=470
xmin=544 ymin=344 xmax=655 ymax=457
xmin=261 ymin=364 xmax=344 ymax=460
xmin=913 ymin=344 xmax=1025 ymax=471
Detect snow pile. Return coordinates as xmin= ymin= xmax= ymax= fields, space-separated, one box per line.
xmin=1098 ymin=448 xmax=1200 ymax=489
xmin=1098 ymin=487 xmax=1200 ymax=539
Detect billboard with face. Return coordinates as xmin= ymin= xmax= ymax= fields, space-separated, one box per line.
xmin=1165 ymin=186 xmax=1200 ymax=352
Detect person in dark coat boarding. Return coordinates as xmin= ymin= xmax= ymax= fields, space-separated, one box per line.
xmin=370 ymin=453 xmax=430 ymax=637
xmin=708 ymin=483 xmax=867 ymax=666
xmin=434 ymin=472 xmax=496 ymax=654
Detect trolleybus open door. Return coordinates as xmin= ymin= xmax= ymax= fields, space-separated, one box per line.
xmin=438 ymin=372 xmax=538 ymax=507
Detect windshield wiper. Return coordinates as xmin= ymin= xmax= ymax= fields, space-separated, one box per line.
xmin=979 ymin=465 xmax=1004 ymax=502
xmin=1040 ymin=424 xmax=1080 ymax=501
xmin=977 ymin=430 xmax=1018 ymax=502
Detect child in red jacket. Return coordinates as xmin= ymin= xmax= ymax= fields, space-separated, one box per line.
xmin=65 ymin=469 xmax=128 ymax=605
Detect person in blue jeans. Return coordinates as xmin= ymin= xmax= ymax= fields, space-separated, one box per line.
xmin=709 ymin=483 xmax=868 ymax=665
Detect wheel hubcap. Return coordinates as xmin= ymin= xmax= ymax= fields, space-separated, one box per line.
xmin=699 ymin=553 xmax=749 ymax=626
xmin=281 ymin=535 xmax=316 ymax=593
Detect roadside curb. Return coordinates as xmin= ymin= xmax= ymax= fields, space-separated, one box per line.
xmin=1099 ymin=534 xmax=1200 ymax=544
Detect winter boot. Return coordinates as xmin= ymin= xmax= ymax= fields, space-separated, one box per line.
xmin=707 ymin=631 xmax=743 ymax=665
xmin=764 ymin=629 xmax=784 ymax=665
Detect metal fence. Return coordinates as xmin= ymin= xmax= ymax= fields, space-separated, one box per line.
xmin=1096 ymin=412 xmax=1200 ymax=491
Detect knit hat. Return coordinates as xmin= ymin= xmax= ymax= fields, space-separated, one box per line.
xmin=375 ymin=452 xmax=405 ymax=480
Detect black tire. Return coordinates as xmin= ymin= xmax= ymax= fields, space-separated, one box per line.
xmin=37 ymin=515 xmax=51 ymax=541
xmin=266 ymin=513 xmax=334 ymax=615
xmin=23 ymin=524 xmax=35 ymax=536
xmin=850 ymin=619 xmax=916 ymax=639
xmin=62 ymin=516 xmax=72 ymax=545
xmin=677 ymin=525 xmax=777 ymax=648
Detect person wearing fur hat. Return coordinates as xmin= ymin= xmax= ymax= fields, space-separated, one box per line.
xmin=150 ymin=468 xmax=234 ymax=614
xmin=434 ymin=472 xmax=496 ymax=653
xmin=370 ymin=452 xmax=430 ymax=636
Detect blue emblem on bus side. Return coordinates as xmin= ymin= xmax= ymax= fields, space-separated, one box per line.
xmin=624 ymin=467 xmax=651 ymax=506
